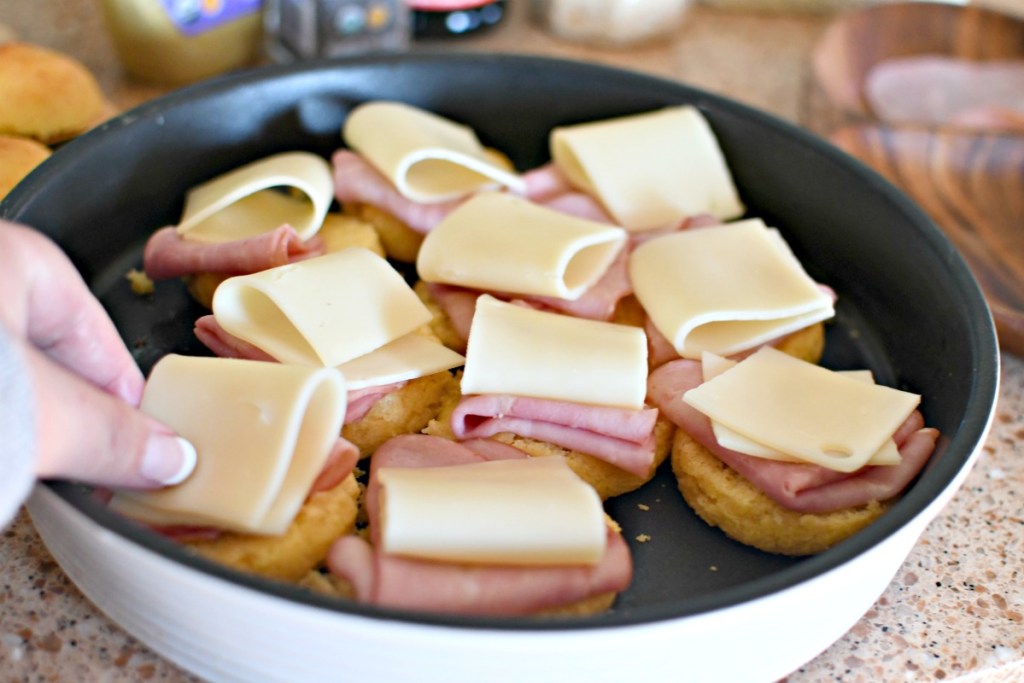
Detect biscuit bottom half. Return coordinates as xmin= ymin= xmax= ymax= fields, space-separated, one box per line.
xmin=671 ymin=430 xmax=889 ymax=556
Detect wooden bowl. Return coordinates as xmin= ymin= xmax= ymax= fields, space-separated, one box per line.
xmin=830 ymin=124 xmax=1024 ymax=355
xmin=806 ymin=2 xmax=1024 ymax=355
xmin=811 ymin=1 xmax=1024 ymax=122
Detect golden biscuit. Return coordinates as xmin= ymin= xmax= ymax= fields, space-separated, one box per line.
xmin=344 ymin=370 xmax=458 ymax=459
xmin=184 ymin=473 xmax=361 ymax=582
xmin=0 ymin=43 xmax=113 ymax=143
xmin=343 ymin=202 xmax=424 ymax=263
xmin=0 ymin=134 xmax=50 ymax=200
xmin=670 ymin=429 xmax=888 ymax=556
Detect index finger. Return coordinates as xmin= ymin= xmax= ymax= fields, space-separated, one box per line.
xmin=0 ymin=222 xmax=144 ymax=405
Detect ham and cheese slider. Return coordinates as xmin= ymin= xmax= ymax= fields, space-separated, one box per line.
xmin=426 ymin=295 xmax=674 ymax=499
xmin=109 ymin=354 xmax=363 ymax=582
xmin=141 ymin=151 xmax=385 ymax=307
xmin=333 ymin=100 xmax=526 ymax=261
xmin=326 ymin=434 xmax=633 ymax=616
xmin=414 ymin=191 xmax=632 ymax=351
xmin=648 ymin=347 xmax=939 ymax=555
xmin=629 ymin=218 xmax=835 ymax=367
xmin=193 ymin=247 xmax=465 ymax=458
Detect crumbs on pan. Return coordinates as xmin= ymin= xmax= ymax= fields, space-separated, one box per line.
xmin=635 ymin=534 xmax=651 ymax=543
xmin=637 ymin=503 xmax=650 ymax=511
xmin=125 ymin=268 xmax=154 ymax=295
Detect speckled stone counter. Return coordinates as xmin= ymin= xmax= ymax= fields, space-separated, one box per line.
xmin=1 ymin=1 xmax=1022 ymax=681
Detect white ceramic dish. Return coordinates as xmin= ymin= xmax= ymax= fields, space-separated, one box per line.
xmin=3 ymin=53 xmax=1000 ymax=682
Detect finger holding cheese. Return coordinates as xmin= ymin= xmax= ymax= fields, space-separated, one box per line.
xmin=630 ymin=219 xmax=835 ymax=359
xmin=460 ymin=295 xmax=648 ymax=410
xmin=177 ymin=152 xmax=334 ymax=243
xmin=699 ymin=353 xmax=901 ymax=467
xmin=212 ymin=248 xmax=433 ymax=368
xmin=416 ymin=192 xmax=627 ymax=300
xmin=550 ymin=105 xmax=744 ymax=231
xmin=343 ymin=101 xmax=526 ymax=203
xmin=684 ymin=347 xmax=920 ymax=473
xmin=378 ymin=457 xmax=607 ymax=565
xmin=109 ymin=355 xmax=348 ymax=535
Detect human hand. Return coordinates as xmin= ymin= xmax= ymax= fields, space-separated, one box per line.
xmin=0 ymin=221 xmax=195 ymax=488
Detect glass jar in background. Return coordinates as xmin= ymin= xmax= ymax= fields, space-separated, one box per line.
xmin=530 ymin=0 xmax=692 ymax=47
xmin=99 ymin=0 xmax=264 ymax=86
xmin=408 ymin=0 xmax=507 ymax=39
xmin=263 ymin=0 xmax=411 ymax=61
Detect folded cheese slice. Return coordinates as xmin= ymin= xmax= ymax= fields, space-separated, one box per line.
xmin=700 ymin=353 xmax=901 ymax=467
xmin=550 ymin=105 xmax=745 ymax=231
xmin=212 ymin=247 xmax=434 ymax=368
xmin=343 ymin=100 xmax=526 ymax=203
xmin=630 ymin=218 xmax=835 ymax=358
xmin=416 ymin=192 xmax=626 ymax=300
xmin=109 ymin=355 xmax=347 ymax=535
xmin=684 ymin=347 xmax=920 ymax=473
xmin=378 ymin=456 xmax=607 ymax=565
xmin=177 ymin=151 xmax=334 ymax=243
xmin=460 ymin=295 xmax=648 ymax=410
xmin=337 ymin=332 xmax=466 ymax=391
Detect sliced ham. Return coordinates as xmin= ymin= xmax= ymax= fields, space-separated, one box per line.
xmin=142 ymin=224 xmax=325 ymax=281
xmin=194 ymin=315 xmax=276 ymax=362
xmin=539 ymin=191 xmax=614 ymax=223
xmin=332 ymin=150 xmax=462 ymax=234
xmin=451 ymin=394 xmax=659 ymax=478
xmin=520 ymin=162 xmax=574 ymax=202
xmin=344 ymin=381 xmax=408 ymax=424
xmin=329 ymin=528 xmax=631 ymax=616
xmin=520 ymin=243 xmax=631 ymax=321
xmin=329 ymin=433 xmax=632 ymax=616
xmin=423 ymin=244 xmax=631 ymax=347
xmin=647 ymin=358 xmax=938 ymax=514
xmin=193 ymin=315 xmax=402 ymax=425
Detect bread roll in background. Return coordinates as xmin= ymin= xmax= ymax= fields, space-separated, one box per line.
xmin=0 ymin=134 xmax=50 ymax=200
xmin=0 ymin=42 xmax=116 ymax=144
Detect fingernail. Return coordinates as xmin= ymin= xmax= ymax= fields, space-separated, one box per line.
xmin=141 ymin=435 xmax=197 ymax=486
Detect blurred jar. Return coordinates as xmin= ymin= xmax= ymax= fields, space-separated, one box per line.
xmin=530 ymin=0 xmax=692 ymax=47
xmin=99 ymin=0 xmax=263 ymax=86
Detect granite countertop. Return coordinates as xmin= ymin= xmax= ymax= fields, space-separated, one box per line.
xmin=1 ymin=1 xmax=1022 ymax=681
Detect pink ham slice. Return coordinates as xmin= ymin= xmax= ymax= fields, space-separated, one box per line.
xmin=328 ymin=433 xmax=633 ymax=615
xmin=142 ymin=224 xmax=325 ymax=281
xmin=450 ymin=394 xmax=659 ymax=478
xmin=647 ymin=358 xmax=939 ymax=514
xmin=193 ymin=314 xmax=404 ymax=425
xmin=332 ymin=150 xmax=463 ymax=234
xmin=194 ymin=314 xmax=277 ymax=362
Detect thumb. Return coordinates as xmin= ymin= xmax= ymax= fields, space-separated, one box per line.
xmin=25 ymin=343 xmax=196 ymax=489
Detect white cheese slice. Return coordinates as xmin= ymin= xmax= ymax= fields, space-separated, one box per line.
xmin=550 ymin=105 xmax=745 ymax=231
xmin=212 ymin=247 xmax=433 ymax=368
xmin=630 ymin=218 xmax=835 ymax=359
xmin=416 ymin=192 xmax=626 ymax=300
xmin=699 ymin=353 xmax=901 ymax=466
xmin=460 ymin=295 xmax=648 ymax=410
xmin=177 ymin=152 xmax=334 ymax=243
xmin=337 ymin=332 xmax=465 ymax=390
xmin=343 ymin=100 xmax=526 ymax=203
xmin=109 ymin=355 xmax=347 ymax=535
xmin=378 ymin=457 xmax=607 ymax=565
xmin=684 ymin=346 xmax=920 ymax=473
